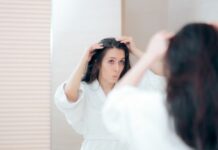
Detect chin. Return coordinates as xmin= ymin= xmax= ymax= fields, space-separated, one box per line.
xmin=111 ymin=79 xmax=118 ymax=84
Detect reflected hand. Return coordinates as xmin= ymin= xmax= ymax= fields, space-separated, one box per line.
xmin=116 ymin=36 xmax=142 ymax=58
xmin=85 ymin=43 xmax=103 ymax=62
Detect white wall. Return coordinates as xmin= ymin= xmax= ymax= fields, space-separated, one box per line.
xmin=168 ymin=0 xmax=218 ymax=31
xmin=167 ymin=0 xmax=197 ymax=31
xmin=195 ymin=0 xmax=218 ymax=21
xmin=52 ymin=0 xmax=121 ymax=150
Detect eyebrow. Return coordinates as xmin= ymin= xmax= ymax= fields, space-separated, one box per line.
xmin=108 ymin=57 xmax=125 ymax=60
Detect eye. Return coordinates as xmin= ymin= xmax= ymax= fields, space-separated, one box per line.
xmin=119 ymin=60 xmax=125 ymax=65
xmin=108 ymin=59 xmax=115 ymax=64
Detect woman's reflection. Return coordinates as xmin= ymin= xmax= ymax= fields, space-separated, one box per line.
xmin=55 ymin=37 xmax=136 ymax=150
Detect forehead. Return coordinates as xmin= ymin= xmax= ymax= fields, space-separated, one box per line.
xmin=104 ymin=48 xmax=125 ymax=59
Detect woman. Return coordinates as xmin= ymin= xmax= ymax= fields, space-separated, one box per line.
xmin=103 ymin=23 xmax=218 ymax=150
xmin=55 ymin=37 xmax=143 ymax=150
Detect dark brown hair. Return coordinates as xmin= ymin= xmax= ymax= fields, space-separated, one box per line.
xmin=82 ymin=38 xmax=131 ymax=83
xmin=166 ymin=23 xmax=218 ymax=150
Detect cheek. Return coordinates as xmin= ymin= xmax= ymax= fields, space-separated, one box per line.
xmin=100 ymin=62 xmax=112 ymax=75
xmin=119 ymin=65 xmax=125 ymax=72
xmin=104 ymin=61 xmax=111 ymax=67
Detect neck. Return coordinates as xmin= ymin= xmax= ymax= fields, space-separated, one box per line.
xmin=98 ymin=78 xmax=114 ymax=95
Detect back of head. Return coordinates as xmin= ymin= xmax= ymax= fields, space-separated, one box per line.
xmin=166 ymin=23 xmax=218 ymax=150
xmin=82 ymin=37 xmax=131 ymax=83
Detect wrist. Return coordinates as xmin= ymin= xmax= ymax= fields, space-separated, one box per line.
xmin=140 ymin=52 xmax=157 ymax=68
xmin=132 ymin=48 xmax=143 ymax=58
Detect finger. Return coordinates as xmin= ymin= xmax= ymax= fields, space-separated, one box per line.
xmin=89 ymin=44 xmax=103 ymax=53
xmin=157 ymin=31 xmax=174 ymax=40
xmin=91 ymin=46 xmax=103 ymax=51
xmin=120 ymin=40 xmax=131 ymax=44
xmin=165 ymin=32 xmax=175 ymax=39
xmin=116 ymin=36 xmax=130 ymax=41
xmin=208 ymin=22 xmax=218 ymax=30
xmin=92 ymin=43 xmax=103 ymax=49
xmin=89 ymin=43 xmax=98 ymax=48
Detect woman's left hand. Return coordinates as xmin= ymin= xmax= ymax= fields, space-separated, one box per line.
xmin=116 ymin=36 xmax=142 ymax=58
xmin=143 ymin=31 xmax=174 ymax=62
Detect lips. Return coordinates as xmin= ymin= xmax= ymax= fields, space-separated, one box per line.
xmin=113 ymin=75 xmax=119 ymax=79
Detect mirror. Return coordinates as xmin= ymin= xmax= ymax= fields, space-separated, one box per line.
xmin=52 ymin=0 xmax=218 ymax=150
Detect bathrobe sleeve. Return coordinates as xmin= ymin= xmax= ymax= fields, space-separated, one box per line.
xmin=55 ymin=81 xmax=88 ymax=135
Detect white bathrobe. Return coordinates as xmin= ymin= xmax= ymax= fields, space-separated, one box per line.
xmin=55 ymin=80 xmax=127 ymax=150
xmin=138 ymin=69 xmax=166 ymax=91
xmin=55 ymin=70 xmax=167 ymax=150
xmin=102 ymin=85 xmax=193 ymax=150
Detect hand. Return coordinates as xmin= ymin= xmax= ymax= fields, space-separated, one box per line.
xmin=209 ymin=22 xmax=218 ymax=30
xmin=85 ymin=43 xmax=103 ymax=62
xmin=144 ymin=31 xmax=174 ymax=62
xmin=116 ymin=36 xmax=142 ymax=58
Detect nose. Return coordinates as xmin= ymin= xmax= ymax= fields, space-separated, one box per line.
xmin=114 ymin=62 xmax=121 ymax=72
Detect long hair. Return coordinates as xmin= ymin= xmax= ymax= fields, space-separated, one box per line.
xmin=166 ymin=23 xmax=218 ymax=150
xmin=82 ymin=38 xmax=131 ymax=83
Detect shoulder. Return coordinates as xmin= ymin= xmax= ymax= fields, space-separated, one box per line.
xmin=103 ymin=86 xmax=169 ymax=144
xmin=105 ymin=86 xmax=167 ymax=122
xmin=81 ymin=80 xmax=99 ymax=90
xmin=103 ymin=86 xmax=192 ymax=150
xmin=108 ymin=86 xmax=165 ymax=109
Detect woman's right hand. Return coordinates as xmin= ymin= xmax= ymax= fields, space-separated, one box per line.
xmin=116 ymin=36 xmax=143 ymax=58
xmin=85 ymin=43 xmax=104 ymax=62
xmin=65 ymin=43 xmax=103 ymax=102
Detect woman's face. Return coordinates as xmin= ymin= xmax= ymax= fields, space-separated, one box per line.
xmin=99 ymin=48 xmax=125 ymax=85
